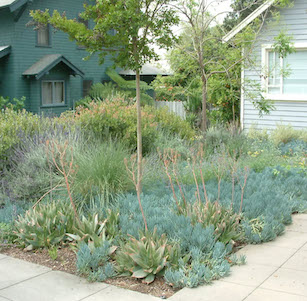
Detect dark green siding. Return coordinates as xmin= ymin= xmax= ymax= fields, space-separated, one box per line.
xmin=0 ymin=0 xmax=114 ymax=114
xmin=0 ymin=9 xmax=15 ymax=99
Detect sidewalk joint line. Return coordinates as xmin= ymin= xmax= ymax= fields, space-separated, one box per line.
xmin=77 ymin=285 xmax=110 ymax=301
xmin=242 ymin=228 xmax=307 ymax=300
xmin=0 ymin=293 xmax=14 ymax=301
xmin=0 ymin=270 xmax=52 ymax=291
xmin=259 ymin=286 xmax=307 ymax=298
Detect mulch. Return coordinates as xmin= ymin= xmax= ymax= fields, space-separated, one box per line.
xmin=0 ymin=245 xmax=177 ymax=299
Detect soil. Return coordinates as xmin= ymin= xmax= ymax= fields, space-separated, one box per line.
xmin=0 ymin=245 xmax=177 ymax=299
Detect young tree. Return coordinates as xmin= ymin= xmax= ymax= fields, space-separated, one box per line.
xmin=173 ymin=0 xmax=291 ymax=131
xmin=30 ymin=0 xmax=179 ymax=227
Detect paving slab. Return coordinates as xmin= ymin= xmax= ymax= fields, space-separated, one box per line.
xmin=282 ymin=249 xmax=307 ymax=272
xmin=302 ymin=243 xmax=307 ymax=251
xmin=168 ymin=281 xmax=254 ymax=301
xmin=236 ymin=244 xmax=296 ymax=267
xmin=220 ymin=263 xmax=277 ymax=287
xmin=287 ymin=217 xmax=307 ymax=233
xmin=263 ymin=231 xmax=307 ymax=250
xmin=81 ymin=285 xmax=159 ymax=301
xmin=0 ymin=255 xmax=6 ymax=261
xmin=0 ymin=270 xmax=108 ymax=301
xmin=0 ymin=257 xmax=50 ymax=290
xmin=293 ymin=214 xmax=307 ymax=221
xmin=260 ymin=267 xmax=307 ymax=296
xmin=0 ymin=296 xmax=13 ymax=301
xmin=244 ymin=288 xmax=307 ymax=301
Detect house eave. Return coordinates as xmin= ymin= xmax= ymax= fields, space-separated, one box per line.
xmin=0 ymin=0 xmax=29 ymax=12
xmin=23 ymin=54 xmax=85 ymax=80
xmin=222 ymin=0 xmax=274 ymax=43
xmin=0 ymin=45 xmax=11 ymax=59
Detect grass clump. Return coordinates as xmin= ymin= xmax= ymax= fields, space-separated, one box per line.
xmin=271 ymin=124 xmax=307 ymax=145
xmin=73 ymin=140 xmax=132 ymax=203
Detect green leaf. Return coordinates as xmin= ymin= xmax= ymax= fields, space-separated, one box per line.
xmin=143 ymin=273 xmax=155 ymax=284
xmin=132 ymin=268 xmax=149 ymax=279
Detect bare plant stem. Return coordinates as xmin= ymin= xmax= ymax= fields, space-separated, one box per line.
xmin=239 ymin=167 xmax=249 ymax=214
xmin=190 ymin=156 xmax=201 ymax=204
xmin=158 ymin=149 xmax=180 ymax=209
xmin=198 ymin=147 xmax=209 ymax=205
xmin=50 ymin=140 xmax=80 ymax=224
xmin=231 ymin=174 xmax=235 ymax=210
xmin=170 ymin=150 xmax=187 ymax=207
xmin=45 ymin=140 xmax=54 ymax=202
xmin=32 ymin=184 xmax=61 ymax=209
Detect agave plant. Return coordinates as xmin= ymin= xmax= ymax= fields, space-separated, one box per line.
xmin=115 ymin=228 xmax=179 ymax=284
xmin=67 ymin=213 xmax=108 ymax=250
xmin=182 ymin=201 xmax=243 ymax=244
xmin=14 ymin=201 xmax=75 ymax=249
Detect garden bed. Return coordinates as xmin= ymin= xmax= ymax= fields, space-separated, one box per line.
xmin=0 ymin=105 xmax=307 ymax=296
xmin=0 ymin=246 xmax=177 ymax=298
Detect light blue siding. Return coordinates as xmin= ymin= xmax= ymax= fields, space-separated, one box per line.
xmin=243 ymin=0 xmax=307 ymax=130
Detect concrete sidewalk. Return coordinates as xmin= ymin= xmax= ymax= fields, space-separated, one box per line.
xmin=1 ymin=213 xmax=307 ymax=301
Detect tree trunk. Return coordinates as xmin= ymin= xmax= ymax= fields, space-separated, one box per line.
xmin=136 ymin=69 xmax=143 ymax=194
xmin=201 ymin=75 xmax=207 ymax=132
xmin=135 ymin=68 xmax=148 ymax=231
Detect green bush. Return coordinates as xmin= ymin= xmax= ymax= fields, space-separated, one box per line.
xmin=247 ymin=125 xmax=269 ymax=141
xmin=73 ymin=100 xmax=157 ymax=153
xmin=203 ymin=125 xmax=248 ymax=156
xmin=1 ymin=128 xmax=83 ymax=202
xmin=73 ymin=100 xmax=195 ymax=154
xmin=2 ymin=139 xmax=61 ymax=201
xmin=144 ymin=106 xmax=196 ymax=140
xmin=0 ymin=223 xmax=15 ymax=245
xmin=0 ymin=109 xmax=46 ymax=165
xmin=271 ymin=124 xmax=307 ymax=146
xmin=0 ymin=96 xmax=25 ymax=111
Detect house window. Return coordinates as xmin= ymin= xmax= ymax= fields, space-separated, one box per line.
xmin=37 ymin=24 xmax=50 ymax=47
xmin=83 ymin=79 xmax=93 ymax=97
xmin=42 ymin=81 xmax=65 ymax=105
xmin=263 ymin=44 xmax=307 ymax=100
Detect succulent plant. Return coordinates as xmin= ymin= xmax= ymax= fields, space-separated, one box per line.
xmin=115 ymin=228 xmax=179 ymax=284
xmin=182 ymin=201 xmax=243 ymax=244
xmin=14 ymin=201 xmax=75 ymax=249
xmin=67 ymin=213 xmax=108 ymax=250
xmin=76 ymin=240 xmax=117 ymax=280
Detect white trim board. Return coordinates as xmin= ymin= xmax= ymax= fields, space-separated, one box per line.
xmin=223 ymin=0 xmax=274 ymax=43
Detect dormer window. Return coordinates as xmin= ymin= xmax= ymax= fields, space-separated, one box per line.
xmin=37 ymin=24 xmax=50 ymax=47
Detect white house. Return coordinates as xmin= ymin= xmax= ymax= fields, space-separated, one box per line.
xmin=224 ymin=0 xmax=307 ymax=130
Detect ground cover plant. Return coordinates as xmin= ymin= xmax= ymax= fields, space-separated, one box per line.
xmin=0 ymin=103 xmax=307 ymax=296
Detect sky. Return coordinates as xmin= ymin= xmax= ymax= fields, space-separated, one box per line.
xmin=155 ymin=0 xmax=234 ymax=70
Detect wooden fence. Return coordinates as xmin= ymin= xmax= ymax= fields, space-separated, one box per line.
xmin=155 ymin=101 xmax=186 ymax=119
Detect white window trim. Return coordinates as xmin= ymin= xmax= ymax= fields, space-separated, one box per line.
xmin=41 ymin=80 xmax=66 ymax=107
xmin=261 ymin=42 xmax=307 ymax=101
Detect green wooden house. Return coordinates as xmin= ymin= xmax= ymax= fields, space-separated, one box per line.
xmin=0 ymin=0 xmax=113 ymax=115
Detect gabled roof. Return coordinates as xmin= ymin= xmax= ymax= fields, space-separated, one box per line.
xmin=223 ymin=0 xmax=274 ymax=43
xmin=23 ymin=54 xmax=84 ymax=79
xmin=119 ymin=64 xmax=171 ymax=76
xmin=0 ymin=45 xmax=11 ymax=58
xmin=0 ymin=0 xmax=29 ymax=12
